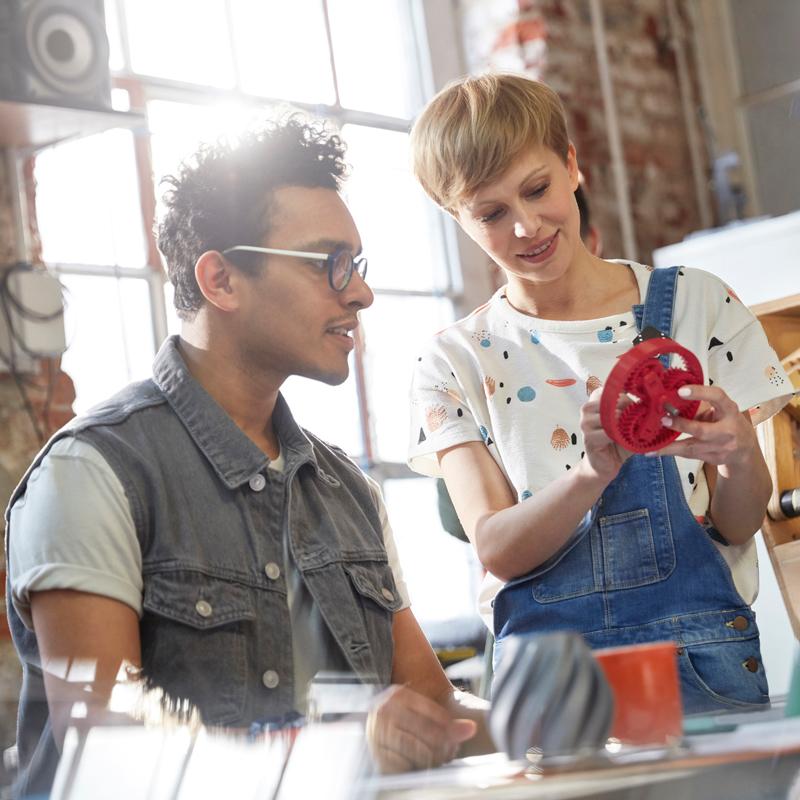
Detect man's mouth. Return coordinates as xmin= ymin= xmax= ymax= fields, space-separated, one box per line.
xmin=326 ymin=326 xmax=353 ymax=338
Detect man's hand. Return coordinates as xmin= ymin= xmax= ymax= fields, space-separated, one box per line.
xmin=366 ymin=684 xmax=477 ymax=773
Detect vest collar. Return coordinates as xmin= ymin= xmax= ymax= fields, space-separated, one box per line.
xmin=152 ymin=336 xmax=317 ymax=489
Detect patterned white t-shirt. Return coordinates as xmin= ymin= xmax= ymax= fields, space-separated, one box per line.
xmin=408 ymin=262 xmax=792 ymax=625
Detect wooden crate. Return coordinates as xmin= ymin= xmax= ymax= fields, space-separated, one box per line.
xmin=753 ymin=296 xmax=800 ymax=639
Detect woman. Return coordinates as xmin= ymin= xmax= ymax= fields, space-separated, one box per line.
xmin=407 ymin=72 xmax=793 ymax=713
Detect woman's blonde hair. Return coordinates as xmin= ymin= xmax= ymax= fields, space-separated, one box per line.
xmin=410 ymin=73 xmax=570 ymax=212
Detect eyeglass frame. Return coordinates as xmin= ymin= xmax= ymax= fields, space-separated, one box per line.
xmin=221 ymin=245 xmax=368 ymax=292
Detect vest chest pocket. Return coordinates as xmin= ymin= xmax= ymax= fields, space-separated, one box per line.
xmin=141 ymin=569 xmax=256 ymax=725
xmin=343 ymin=562 xmax=404 ymax=614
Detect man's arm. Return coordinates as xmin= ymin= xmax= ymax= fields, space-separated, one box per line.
xmin=30 ymin=589 xmax=142 ymax=747
xmin=366 ymin=607 xmax=494 ymax=773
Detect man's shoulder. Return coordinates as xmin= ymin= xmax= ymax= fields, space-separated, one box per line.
xmin=70 ymin=379 xmax=167 ymax=432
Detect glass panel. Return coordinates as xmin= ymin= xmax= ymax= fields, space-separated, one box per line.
xmin=731 ymin=0 xmax=800 ymax=96
xmin=382 ymin=478 xmax=482 ymax=623
xmin=229 ymin=0 xmax=335 ymax=104
xmin=123 ymin=0 xmax=235 ymax=88
xmin=281 ymin=372 xmax=363 ymax=459
xmin=327 ymin=0 xmax=421 ymax=117
xmin=342 ymin=124 xmax=450 ymax=293
xmin=59 ymin=275 xmax=154 ymax=414
xmin=361 ymin=295 xmax=454 ymax=463
xmin=103 ymin=0 xmax=125 ymax=71
xmin=36 ymin=129 xmax=146 ymax=269
xmin=745 ymin=95 xmax=800 ymax=218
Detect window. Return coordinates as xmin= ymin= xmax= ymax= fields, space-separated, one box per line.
xmin=33 ymin=0 xmax=483 ymax=624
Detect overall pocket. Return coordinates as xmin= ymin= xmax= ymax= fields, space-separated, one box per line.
xmin=532 ymin=508 xmax=675 ymax=602
xmin=141 ymin=569 xmax=256 ymax=725
xmin=678 ymin=637 xmax=769 ymax=714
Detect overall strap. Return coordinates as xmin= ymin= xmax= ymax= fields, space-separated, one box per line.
xmin=632 ymin=265 xmax=681 ymax=367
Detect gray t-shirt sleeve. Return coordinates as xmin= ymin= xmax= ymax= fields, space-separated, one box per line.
xmin=364 ymin=475 xmax=410 ymax=608
xmin=8 ymin=437 xmax=143 ymax=629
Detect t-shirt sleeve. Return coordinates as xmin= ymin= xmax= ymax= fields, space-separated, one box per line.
xmin=365 ymin=476 xmax=410 ymax=609
xmin=408 ymin=342 xmax=484 ymax=477
xmin=704 ymin=280 xmax=794 ymax=424
xmin=7 ymin=437 xmax=143 ymax=629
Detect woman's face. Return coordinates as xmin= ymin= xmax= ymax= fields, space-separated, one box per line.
xmin=455 ymin=143 xmax=582 ymax=287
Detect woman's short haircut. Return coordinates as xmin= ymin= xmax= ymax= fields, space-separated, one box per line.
xmin=410 ymin=73 xmax=570 ymax=213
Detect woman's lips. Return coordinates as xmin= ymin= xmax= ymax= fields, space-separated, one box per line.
xmin=518 ymin=231 xmax=559 ymax=264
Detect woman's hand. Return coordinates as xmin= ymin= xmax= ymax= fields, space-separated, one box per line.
xmin=578 ymin=387 xmax=632 ymax=483
xmin=650 ymin=385 xmax=760 ymax=477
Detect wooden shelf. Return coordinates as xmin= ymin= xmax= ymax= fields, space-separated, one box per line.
xmin=0 ymin=98 xmax=145 ymax=151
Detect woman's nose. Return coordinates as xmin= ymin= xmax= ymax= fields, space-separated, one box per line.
xmin=514 ymin=213 xmax=540 ymax=239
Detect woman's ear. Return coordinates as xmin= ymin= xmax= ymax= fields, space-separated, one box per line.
xmin=566 ymin=143 xmax=580 ymax=192
xmin=194 ymin=251 xmax=239 ymax=312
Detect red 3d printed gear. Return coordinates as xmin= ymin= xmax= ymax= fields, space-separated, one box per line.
xmin=600 ymin=337 xmax=703 ymax=454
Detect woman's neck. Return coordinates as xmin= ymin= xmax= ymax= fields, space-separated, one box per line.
xmin=504 ymin=256 xmax=639 ymax=321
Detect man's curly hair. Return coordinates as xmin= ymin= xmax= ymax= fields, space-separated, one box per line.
xmin=157 ymin=117 xmax=348 ymax=320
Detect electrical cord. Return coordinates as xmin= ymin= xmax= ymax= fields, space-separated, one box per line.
xmin=0 ymin=261 xmax=66 ymax=443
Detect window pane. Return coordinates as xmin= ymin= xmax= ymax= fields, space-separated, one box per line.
xmin=361 ymin=295 xmax=454 ymax=462
xmin=281 ymin=373 xmax=363 ymax=459
xmin=342 ymin=124 xmax=450 ymax=292
xmin=60 ymin=275 xmax=153 ymax=413
xmin=327 ymin=0 xmax=421 ymax=117
xmin=104 ymin=0 xmax=125 ymax=71
xmin=229 ymin=0 xmax=335 ymax=104
xmin=147 ymin=99 xmax=277 ymax=217
xmin=383 ymin=478 xmax=482 ymax=623
xmin=123 ymin=0 xmax=235 ymax=88
xmin=36 ymin=129 xmax=146 ymax=269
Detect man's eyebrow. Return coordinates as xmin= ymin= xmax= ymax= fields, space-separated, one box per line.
xmin=296 ymin=238 xmax=362 ymax=256
xmin=466 ymin=166 xmax=549 ymax=210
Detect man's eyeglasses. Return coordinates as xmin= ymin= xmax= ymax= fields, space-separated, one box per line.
xmin=222 ymin=245 xmax=368 ymax=292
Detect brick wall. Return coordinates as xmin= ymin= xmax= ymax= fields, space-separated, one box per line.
xmin=0 ymin=148 xmax=76 ymax=774
xmin=458 ymin=0 xmax=711 ymax=263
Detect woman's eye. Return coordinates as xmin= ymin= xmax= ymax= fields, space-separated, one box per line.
xmin=526 ymin=183 xmax=549 ymax=199
xmin=479 ymin=208 xmax=504 ymax=224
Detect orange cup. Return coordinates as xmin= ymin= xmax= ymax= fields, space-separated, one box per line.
xmin=594 ymin=641 xmax=683 ymax=746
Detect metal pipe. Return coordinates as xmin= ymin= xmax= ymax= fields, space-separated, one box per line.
xmin=588 ymin=0 xmax=637 ymax=261
xmin=666 ymin=0 xmax=713 ymax=230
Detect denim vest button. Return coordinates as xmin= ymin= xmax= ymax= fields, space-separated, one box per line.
xmin=195 ymin=600 xmax=212 ymax=618
xmin=730 ymin=615 xmax=749 ymax=631
xmin=264 ymin=562 xmax=281 ymax=580
xmin=381 ymin=587 xmax=395 ymax=602
xmin=262 ymin=669 xmax=280 ymax=689
xmin=743 ymin=657 xmax=759 ymax=673
xmin=249 ymin=474 xmax=266 ymax=492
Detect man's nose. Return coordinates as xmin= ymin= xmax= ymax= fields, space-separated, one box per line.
xmin=341 ymin=270 xmax=374 ymax=310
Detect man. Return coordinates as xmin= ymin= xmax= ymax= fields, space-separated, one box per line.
xmin=5 ymin=118 xmax=488 ymax=796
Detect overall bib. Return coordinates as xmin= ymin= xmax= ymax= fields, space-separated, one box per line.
xmin=493 ymin=267 xmax=769 ymax=714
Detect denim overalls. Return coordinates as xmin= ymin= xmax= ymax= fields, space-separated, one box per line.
xmin=493 ymin=267 xmax=769 ymax=715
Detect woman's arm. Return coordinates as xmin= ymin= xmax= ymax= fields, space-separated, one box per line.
xmin=440 ymin=388 xmax=629 ymax=580
xmin=655 ymin=385 xmax=772 ymax=545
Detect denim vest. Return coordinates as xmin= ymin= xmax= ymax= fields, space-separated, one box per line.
xmin=493 ymin=267 xmax=769 ymax=715
xmin=5 ymin=336 xmax=400 ymax=796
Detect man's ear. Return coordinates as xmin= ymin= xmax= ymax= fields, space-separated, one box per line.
xmin=194 ymin=251 xmax=240 ymax=312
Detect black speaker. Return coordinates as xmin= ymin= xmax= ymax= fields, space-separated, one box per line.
xmin=0 ymin=0 xmax=111 ymax=110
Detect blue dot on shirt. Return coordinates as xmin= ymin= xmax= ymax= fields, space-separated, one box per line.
xmin=480 ymin=338 xmax=491 ymax=348
xmin=517 ymin=386 xmax=536 ymax=402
